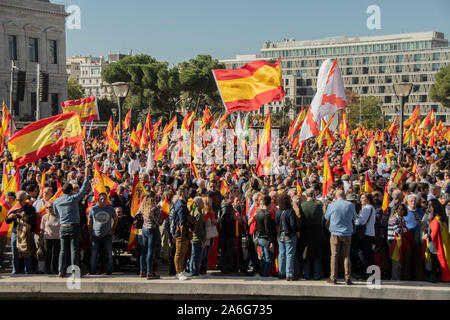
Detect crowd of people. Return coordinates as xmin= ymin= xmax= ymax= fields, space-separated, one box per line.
xmin=0 ymin=124 xmax=449 ymax=285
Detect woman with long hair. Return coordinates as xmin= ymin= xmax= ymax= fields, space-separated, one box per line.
xmin=137 ymin=190 xmax=164 ymax=280
xmin=200 ymin=195 xmax=218 ymax=273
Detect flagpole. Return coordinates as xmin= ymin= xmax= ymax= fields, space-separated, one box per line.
xmin=86 ymin=120 xmax=94 ymax=141
xmin=211 ymin=70 xmax=228 ymax=114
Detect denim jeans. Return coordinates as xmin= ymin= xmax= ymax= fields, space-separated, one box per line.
xmin=59 ymin=225 xmax=81 ymax=275
xmin=356 ymin=236 xmax=375 ymax=278
xmin=44 ymin=239 xmax=61 ymax=274
xmin=257 ymin=238 xmax=273 ymax=277
xmin=200 ymin=243 xmax=211 ymax=273
xmin=140 ymin=227 xmax=157 ymax=275
xmin=278 ymin=235 xmax=297 ymax=278
xmin=189 ymin=241 xmax=203 ymax=275
xmin=11 ymin=232 xmax=32 ymax=274
xmin=303 ymin=257 xmax=322 ymax=280
xmin=90 ymin=235 xmax=113 ymax=274
xmin=220 ymin=237 xmax=236 ymax=273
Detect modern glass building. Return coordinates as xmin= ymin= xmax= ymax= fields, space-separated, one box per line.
xmin=221 ymin=31 xmax=450 ymax=124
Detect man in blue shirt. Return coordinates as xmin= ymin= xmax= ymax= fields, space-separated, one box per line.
xmin=324 ymin=189 xmax=357 ymax=285
xmin=53 ymin=165 xmax=91 ymax=277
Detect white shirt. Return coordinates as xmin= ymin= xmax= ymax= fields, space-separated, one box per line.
xmin=128 ymin=159 xmax=140 ymax=176
xmin=377 ymin=161 xmax=390 ymax=179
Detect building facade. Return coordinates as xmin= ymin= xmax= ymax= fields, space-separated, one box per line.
xmin=0 ymin=0 xmax=68 ymax=121
xmin=221 ymin=31 xmax=450 ymax=124
xmin=66 ymin=50 xmax=132 ymax=100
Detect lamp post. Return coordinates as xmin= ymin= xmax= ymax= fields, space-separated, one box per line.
xmin=111 ymin=82 xmax=130 ymax=156
xmin=393 ymin=82 xmax=412 ymax=162
xmin=111 ymin=108 xmax=117 ymax=123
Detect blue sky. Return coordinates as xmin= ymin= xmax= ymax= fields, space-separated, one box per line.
xmin=55 ymin=0 xmax=450 ymax=64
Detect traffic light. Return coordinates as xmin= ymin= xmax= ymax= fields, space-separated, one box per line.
xmin=39 ymin=71 xmax=49 ymax=102
xmin=12 ymin=69 xmax=26 ymax=101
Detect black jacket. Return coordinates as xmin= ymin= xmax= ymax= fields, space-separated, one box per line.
xmin=218 ymin=200 xmax=235 ymax=238
xmin=5 ymin=203 xmax=37 ymax=234
xmin=255 ymin=209 xmax=276 ymax=243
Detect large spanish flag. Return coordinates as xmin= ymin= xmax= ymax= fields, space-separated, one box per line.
xmin=429 ymin=216 xmax=450 ymax=281
xmin=8 ymin=113 xmax=82 ymax=167
xmin=61 ymin=96 xmax=99 ymax=122
xmin=212 ymin=58 xmax=285 ymax=113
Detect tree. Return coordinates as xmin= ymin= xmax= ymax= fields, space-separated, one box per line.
xmin=67 ymin=78 xmax=85 ymax=100
xmin=178 ymin=55 xmax=225 ymax=114
xmin=348 ymin=95 xmax=383 ymax=129
xmin=430 ymin=64 xmax=450 ymax=109
xmin=97 ymin=97 xmax=118 ymax=122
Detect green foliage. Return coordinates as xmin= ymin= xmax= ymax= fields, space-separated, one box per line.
xmin=101 ymin=54 xmax=226 ymax=123
xmin=67 ymin=78 xmax=85 ymax=100
xmin=178 ymin=54 xmax=225 ymax=114
xmin=348 ymin=95 xmax=383 ymax=129
xmin=430 ymin=64 xmax=450 ymax=108
xmin=97 ymin=97 xmax=118 ymax=121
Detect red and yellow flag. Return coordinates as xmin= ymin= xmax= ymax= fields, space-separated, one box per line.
xmin=392 ymin=167 xmax=408 ymax=185
xmin=202 ymin=106 xmax=214 ymax=127
xmin=364 ymin=172 xmax=374 ymax=193
xmin=61 ymin=96 xmax=99 ymax=122
xmin=136 ymin=121 xmax=143 ymax=141
xmin=212 ymin=59 xmax=285 ymax=113
xmin=429 ymin=217 xmax=450 ymax=282
xmin=342 ymin=134 xmax=352 ymax=175
xmin=1 ymin=102 xmax=15 ymax=139
xmin=296 ymin=177 xmax=302 ymax=196
xmin=152 ymin=117 xmax=162 ymax=141
xmin=163 ymin=115 xmax=177 ymax=136
xmin=256 ymin=111 xmax=271 ymax=176
xmin=403 ymin=105 xmax=420 ymax=127
xmin=364 ymin=136 xmax=377 ymax=159
xmin=161 ymin=197 xmax=170 ymax=220
xmin=389 ymin=235 xmax=402 ymax=262
xmin=8 ymin=113 xmax=82 ymax=167
xmin=322 ymin=150 xmax=333 ymax=198
xmin=382 ymin=183 xmax=389 ymax=213
xmin=130 ymin=128 xmax=140 ymax=148
xmin=123 ymin=109 xmax=131 ymax=131
xmin=220 ymin=179 xmax=229 ymax=196
xmin=316 ymin=114 xmax=335 ymax=147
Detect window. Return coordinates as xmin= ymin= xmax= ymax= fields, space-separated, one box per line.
xmin=385 ymin=96 xmax=392 ymax=103
xmin=385 ymin=76 xmax=392 ymax=83
xmin=363 ymin=57 xmax=369 ymax=64
xmin=433 ymin=52 xmax=440 ymax=60
xmin=29 ymin=38 xmax=39 ymax=62
xmin=31 ymin=92 xmax=37 ymax=117
xmin=414 ymin=54 xmax=421 ymax=62
xmin=51 ymin=93 xmax=59 ymax=115
xmin=413 ymin=85 xmax=420 ymax=93
xmin=420 ymin=95 xmax=427 ymax=102
xmin=285 ymin=79 xmax=289 ymax=86
xmin=296 ymin=79 xmax=304 ymax=86
xmin=413 ymin=64 xmax=421 ymax=72
xmin=379 ymin=56 xmax=386 ymax=63
xmin=8 ymin=35 xmax=17 ymax=60
xmin=369 ymin=76 xmax=375 ymax=84
xmin=396 ymin=55 xmax=403 ymax=63
xmin=379 ymin=66 xmax=386 ymax=73
xmin=346 ymin=58 xmax=353 ymax=65
xmin=301 ymin=60 xmax=307 ymax=67
xmin=396 ymin=65 xmax=403 ymax=73
xmin=363 ymin=67 xmax=369 ymax=74
xmin=402 ymin=75 xmax=409 ymax=82
xmin=420 ymin=74 xmax=428 ymax=82
xmin=362 ymin=87 xmax=368 ymax=94
xmin=316 ymin=60 xmax=321 ymax=66
xmin=352 ymin=77 xmax=358 ymax=84
xmin=379 ymin=86 xmax=385 ymax=94
xmin=432 ymin=63 xmax=440 ymax=71
xmin=306 ymin=79 xmax=312 ymax=86
xmin=346 ymin=68 xmax=353 ymax=75
xmin=49 ymin=40 xmax=57 ymax=64
xmin=286 ymin=88 xmax=290 ymax=95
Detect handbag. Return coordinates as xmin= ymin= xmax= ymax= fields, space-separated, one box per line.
xmin=354 ymin=207 xmax=374 ymax=240
xmin=205 ymin=218 xmax=218 ymax=239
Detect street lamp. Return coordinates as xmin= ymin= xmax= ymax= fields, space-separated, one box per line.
xmin=393 ymin=82 xmax=412 ymax=162
xmin=111 ymin=107 xmax=117 ymax=121
xmin=111 ymin=82 xmax=129 ymax=156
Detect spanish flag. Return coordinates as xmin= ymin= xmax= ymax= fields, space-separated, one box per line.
xmin=364 ymin=172 xmax=374 ymax=193
xmin=296 ymin=177 xmax=302 ymax=196
xmin=316 ymin=114 xmax=335 ymax=147
xmin=212 ymin=58 xmax=285 ymax=113
xmin=429 ymin=216 xmax=450 ymax=281
xmin=1 ymin=102 xmax=15 ymax=138
xmin=61 ymin=96 xmax=99 ymax=122
xmin=130 ymin=128 xmax=140 ymax=148
xmin=288 ymin=105 xmax=306 ymax=142
xmin=389 ymin=235 xmax=402 ymax=263
xmin=202 ymin=106 xmax=214 ymax=127
xmin=392 ymin=167 xmax=408 ymax=185
xmin=8 ymin=113 xmax=83 ymax=167
xmin=181 ymin=110 xmax=196 ymax=136
xmin=403 ymin=105 xmax=420 ymax=127
xmin=136 ymin=121 xmax=143 ymax=141
xmin=154 ymin=134 xmax=169 ymax=161
xmin=93 ymin=161 xmax=108 ymax=201
xmin=161 ymin=197 xmax=170 ymax=220
xmin=342 ymin=134 xmax=352 ymax=175
xmin=131 ymin=174 xmax=146 ymax=218
xmin=256 ymin=110 xmax=271 ymax=176
xmin=163 ymin=115 xmax=177 ymax=136
xmin=364 ymin=136 xmax=377 ymax=158
xmin=220 ymin=179 xmax=229 ymax=196
xmin=322 ymin=150 xmax=333 ymax=198
xmin=123 ymin=109 xmax=131 ymax=131
xmin=382 ymin=183 xmax=389 ymax=213
xmin=190 ymin=162 xmax=199 ymax=179
xmin=152 ymin=117 xmax=162 ymax=141
xmin=296 ymin=140 xmax=305 ymax=159
xmin=0 ymin=169 xmax=20 ymax=238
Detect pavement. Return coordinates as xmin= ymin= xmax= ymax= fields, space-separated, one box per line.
xmin=0 ymin=271 xmax=449 ymax=300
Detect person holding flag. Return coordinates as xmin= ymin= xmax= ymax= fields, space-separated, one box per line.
xmin=53 ymin=163 xmax=92 ymax=277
